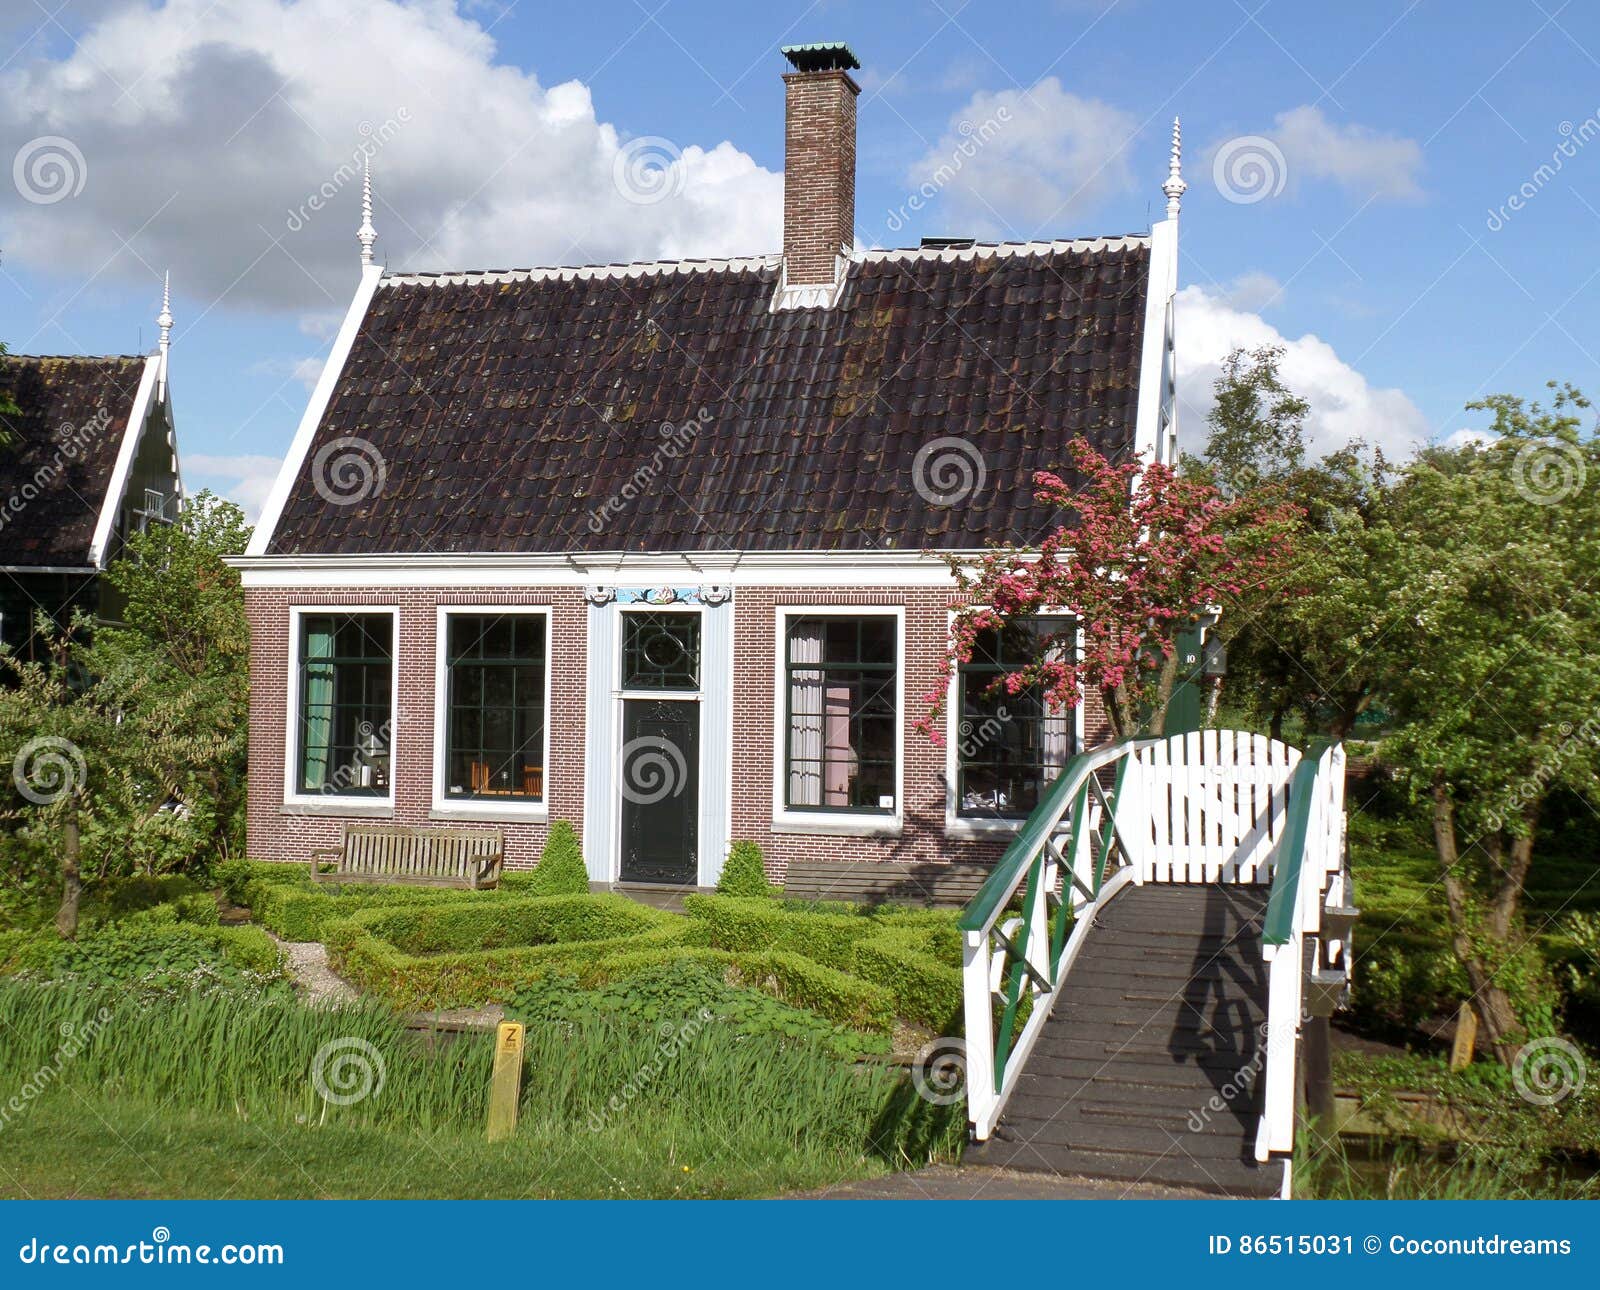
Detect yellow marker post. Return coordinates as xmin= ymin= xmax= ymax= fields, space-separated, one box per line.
xmin=1449 ymin=1003 xmax=1478 ymax=1070
xmin=486 ymin=1021 xmax=525 ymax=1142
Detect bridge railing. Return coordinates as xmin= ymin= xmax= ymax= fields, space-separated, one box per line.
xmin=959 ymin=727 xmax=1335 ymax=1142
xmin=958 ymin=737 xmax=1157 ymax=1139
xmin=1255 ymin=742 xmax=1347 ymax=1162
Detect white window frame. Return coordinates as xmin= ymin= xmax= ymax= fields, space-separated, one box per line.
xmin=944 ymin=612 xmax=1085 ymax=840
xmin=771 ymin=604 xmax=904 ymax=838
xmin=283 ymin=604 xmax=400 ymax=816
xmin=431 ymin=604 xmax=552 ymax=822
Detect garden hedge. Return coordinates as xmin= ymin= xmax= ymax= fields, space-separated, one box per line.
xmin=681 ymin=894 xmax=961 ymax=1031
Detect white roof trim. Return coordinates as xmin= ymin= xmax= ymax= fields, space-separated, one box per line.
xmin=377 ymin=234 xmax=1152 ymax=290
xmin=226 ymin=546 xmax=980 ymax=590
xmin=86 ymin=354 xmax=161 ymax=569
xmin=247 ymin=263 xmax=385 ymax=557
xmin=1132 ymin=216 xmax=1178 ymax=466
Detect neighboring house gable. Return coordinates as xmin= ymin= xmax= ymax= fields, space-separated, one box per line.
xmin=0 ymin=338 xmax=182 ymax=652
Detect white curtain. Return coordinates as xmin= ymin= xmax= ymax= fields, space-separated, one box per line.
xmin=788 ymin=623 xmax=824 ymax=805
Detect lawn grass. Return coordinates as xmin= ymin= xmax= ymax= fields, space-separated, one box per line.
xmin=0 ymin=1097 xmax=897 ymax=1199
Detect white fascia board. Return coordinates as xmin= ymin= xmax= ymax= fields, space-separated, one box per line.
xmin=229 ymin=548 xmax=973 ymax=589
xmin=86 ymin=354 xmax=162 ymax=569
xmin=1132 ymin=216 xmax=1177 ymax=466
xmin=246 ymin=264 xmax=385 ymax=557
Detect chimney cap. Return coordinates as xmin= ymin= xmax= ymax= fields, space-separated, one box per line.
xmin=780 ymin=42 xmax=860 ymax=73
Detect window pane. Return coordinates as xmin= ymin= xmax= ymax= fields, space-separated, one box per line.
xmin=622 ymin=611 xmax=700 ymax=690
xmin=444 ymin=613 xmax=547 ymax=801
xmin=784 ymin=615 xmax=898 ymax=813
xmin=956 ymin=617 xmax=1076 ymax=819
xmin=297 ymin=613 xmax=393 ymax=796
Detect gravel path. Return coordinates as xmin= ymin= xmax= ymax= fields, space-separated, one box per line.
xmin=275 ymin=937 xmax=361 ymax=1007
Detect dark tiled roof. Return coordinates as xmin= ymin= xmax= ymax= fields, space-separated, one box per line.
xmin=0 ymin=355 xmax=147 ymax=567
xmin=268 ymin=238 xmax=1151 ymax=556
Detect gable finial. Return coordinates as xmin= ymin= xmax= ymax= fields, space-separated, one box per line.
xmin=156 ymin=270 xmax=173 ymax=393
xmin=358 ymin=156 xmax=377 ymax=266
xmin=1162 ymin=116 xmax=1186 ymax=219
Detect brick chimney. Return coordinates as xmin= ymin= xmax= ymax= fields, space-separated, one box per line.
xmin=781 ymin=43 xmax=860 ymax=289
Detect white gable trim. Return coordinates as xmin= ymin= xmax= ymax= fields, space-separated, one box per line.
xmin=247 ymin=264 xmax=385 ymax=557
xmin=1132 ymin=216 xmax=1178 ymax=466
xmin=230 ymin=548 xmax=973 ymax=590
xmin=86 ymin=354 xmax=161 ymax=569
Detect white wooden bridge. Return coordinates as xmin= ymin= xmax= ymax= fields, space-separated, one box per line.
xmin=957 ymin=730 xmax=1355 ymax=1197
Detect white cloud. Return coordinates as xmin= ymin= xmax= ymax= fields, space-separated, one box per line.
xmin=0 ymin=0 xmax=783 ymax=312
xmin=183 ymin=453 xmax=283 ymax=523
xmin=1215 ymin=271 xmax=1285 ymax=313
xmin=1268 ymin=105 xmax=1422 ymax=201
xmin=1175 ymin=284 xmax=1432 ymax=460
xmin=900 ymin=78 xmax=1137 ymax=238
xmin=1442 ymin=427 xmax=1496 ymax=450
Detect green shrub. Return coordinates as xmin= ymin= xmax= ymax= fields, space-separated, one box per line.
xmin=852 ymin=924 xmax=963 ymax=1031
xmin=717 ymin=841 xmax=776 ymax=898
xmin=171 ymin=893 xmax=221 ymax=926
xmin=2 ymin=918 xmax=283 ymax=994
xmin=525 ymin=821 xmax=590 ymax=896
xmin=683 ymin=894 xmax=870 ymax=969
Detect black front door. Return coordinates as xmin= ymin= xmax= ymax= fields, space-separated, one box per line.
xmin=620 ymin=699 xmax=699 ymax=884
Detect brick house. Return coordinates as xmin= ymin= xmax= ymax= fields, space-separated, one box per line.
xmin=234 ymin=42 xmax=1183 ymax=890
xmin=0 ymin=283 xmax=184 ymax=657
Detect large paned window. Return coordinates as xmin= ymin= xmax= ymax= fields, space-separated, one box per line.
xmin=443 ymin=613 xmax=548 ymax=801
xmin=784 ymin=615 xmax=898 ymax=813
xmin=297 ymin=613 xmax=394 ymax=796
xmin=956 ymin=617 xmax=1076 ymax=819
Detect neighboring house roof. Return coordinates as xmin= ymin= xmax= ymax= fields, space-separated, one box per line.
xmin=265 ymin=236 xmax=1152 ymax=558
xmin=0 ymin=354 xmax=160 ymax=569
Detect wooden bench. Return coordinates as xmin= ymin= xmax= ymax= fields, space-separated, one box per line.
xmin=782 ymin=859 xmax=993 ymax=908
xmin=310 ymin=824 xmax=505 ymax=890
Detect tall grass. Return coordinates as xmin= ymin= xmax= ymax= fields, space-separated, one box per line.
xmin=0 ymin=981 xmax=960 ymax=1193
xmin=1295 ymin=1140 xmax=1600 ymax=1200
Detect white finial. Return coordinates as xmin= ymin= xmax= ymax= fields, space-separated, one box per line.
xmin=358 ymin=156 xmax=377 ymax=266
xmin=157 ymin=271 xmax=173 ymax=393
xmin=1162 ymin=116 xmax=1186 ymax=219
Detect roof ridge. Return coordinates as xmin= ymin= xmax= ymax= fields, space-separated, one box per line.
xmin=377 ymin=233 xmax=1151 ymax=288
xmin=1 ymin=353 xmax=147 ymax=363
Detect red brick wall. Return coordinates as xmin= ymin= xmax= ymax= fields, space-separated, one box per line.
xmin=244 ymin=586 xmax=586 ymax=869
xmin=243 ymin=583 xmax=1111 ymax=880
xmin=782 ymin=68 xmax=858 ymax=285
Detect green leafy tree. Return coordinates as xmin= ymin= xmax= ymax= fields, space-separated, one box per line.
xmin=0 ymin=492 xmax=251 ymax=933
xmin=1376 ymin=386 xmax=1600 ymax=1058
xmin=1195 ymin=347 xmax=1397 ymax=739
xmin=0 ymin=339 xmax=20 ymax=446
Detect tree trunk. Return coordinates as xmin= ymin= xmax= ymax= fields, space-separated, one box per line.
xmin=1430 ymin=780 xmax=1525 ymax=1064
xmin=55 ymin=808 xmax=82 ymax=940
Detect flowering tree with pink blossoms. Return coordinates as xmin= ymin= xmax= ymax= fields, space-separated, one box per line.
xmin=922 ymin=437 xmax=1299 ymax=742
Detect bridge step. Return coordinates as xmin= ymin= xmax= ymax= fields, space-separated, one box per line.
xmin=976 ymin=882 xmax=1276 ymax=1198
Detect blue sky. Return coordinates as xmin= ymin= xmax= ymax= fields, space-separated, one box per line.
xmin=2 ymin=0 xmax=1597 ymax=518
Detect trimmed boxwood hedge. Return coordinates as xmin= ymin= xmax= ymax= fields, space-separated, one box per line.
xmin=681 ymin=894 xmax=962 ymax=1031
